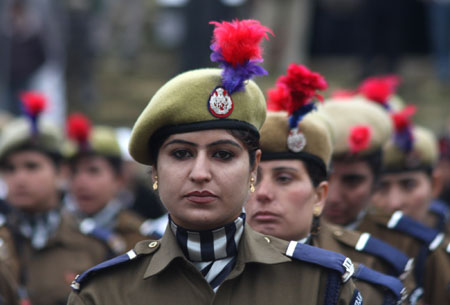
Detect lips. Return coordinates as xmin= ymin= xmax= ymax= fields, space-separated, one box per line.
xmin=184 ymin=190 xmax=218 ymax=204
xmin=252 ymin=211 xmax=279 ymax=222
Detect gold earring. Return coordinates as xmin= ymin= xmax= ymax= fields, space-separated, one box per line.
xmin=250 ymin=177 xmax=255 ymax=193
xmin=153 ymin=176 xmax=158 ymax=191
xmin=313 ymin=205 xmax=322 ymax=217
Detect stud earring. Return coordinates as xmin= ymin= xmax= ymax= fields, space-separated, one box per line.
xmin=153 ymin=176 xmax=158 ymax=191
xmin=313 ymin=205 xmax=322 ymax=217
xmin=250 ymin=177 xmax=255 ymax=193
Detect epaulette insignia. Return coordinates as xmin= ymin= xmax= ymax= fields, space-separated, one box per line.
xmin=353 ymin=264 xmax=406 ymax=303
xmin=387 ymin=211 xmax=444 ymax=250
xmin=355 ymin=232 xmax=413 ymax=277
xmin=286 ymin=241 xmax=354 ymax=282
xmin=71 ymin=249 xmax=140 ymax=291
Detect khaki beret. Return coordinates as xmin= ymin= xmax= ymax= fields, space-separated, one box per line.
xmin=260 ymin=110 xmax=333 ymax=171
xmin=383 ymin=125 xmax=438 ymax=172
xmin=0 ymin=118 xmax=63 ymax=161
xmin=322 ymin=99 xmax=393 ymax=157
xmin=129 ymin=68 xmax=266 ymax=165
xmin=66 ymin=126 xmax=122 ymax=159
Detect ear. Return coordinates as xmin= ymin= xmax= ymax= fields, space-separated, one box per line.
xmin=431 ymin=168 xmax=443 ymax=199
xmin=151 ymin=166 xmax=158 ymax=182
xmin=313 ymin=181 xmax=329 ymax=216
xmin=250 ymin=149 xmax=262 ymax=179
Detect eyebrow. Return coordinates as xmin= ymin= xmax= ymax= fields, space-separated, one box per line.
xmin=163 ymin=139 xmax=242 ymax=150
xmin=272 ymin=166 xmax=298 ymax=172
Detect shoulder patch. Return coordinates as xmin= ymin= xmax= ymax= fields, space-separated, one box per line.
xmin=387 ymin=211 xmax=442 ymax=249
xmin=286 ymin=241 xmax=354 ymax=282
xmin=353 ymin=264 xmax=405 ymax=301
xmin=355 ymin=232 xmax=412 ymax=277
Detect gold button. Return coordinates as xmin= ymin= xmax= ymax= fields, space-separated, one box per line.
xmin=264 ymin=236 xmax=271 ymax=243
xmin=334 ymin=230 xmax=343 ymax=237
xmin=149 ymin=241 xmax=158 ymax=248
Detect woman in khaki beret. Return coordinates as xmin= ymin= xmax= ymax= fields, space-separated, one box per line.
xmin=245 ymin=64 xmax=407 ymax=305
xmin=68 ymin=20 xmax=361 ymax=305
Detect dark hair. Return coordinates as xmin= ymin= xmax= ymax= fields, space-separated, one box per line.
xmin=303 ymin=160 xmax=328 ymax=187
xmin=69 ymin=152 xmax=123 ymax=176
xmin=0 ymin=142 xmax=62 ymax=169
xmin=150 ymin=128 xmax=260 ymax=168
xmin=333 ymin=149 xmax=383 ymax=182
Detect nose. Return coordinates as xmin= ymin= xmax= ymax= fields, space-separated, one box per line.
xmin=326 ymin=178 xmax=341 ymax=206
xmin=188 ymin=152 xmax=212 ymax=184
xmin=254 ymin=177 xmax=274 ymax=204
xmin=386 ymin=188 xmax=404 ymax=213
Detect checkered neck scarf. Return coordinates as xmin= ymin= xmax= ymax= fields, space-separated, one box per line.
xmin=169 ymin=213 xmax=245 ymax=292
xmin=16 ymin=209 xmax=61 ymax=249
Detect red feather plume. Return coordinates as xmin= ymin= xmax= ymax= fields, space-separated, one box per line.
xmin=67 ymin=113 xmax=91 ymax=145
xmin=391 ymin=105 xmax=416 ymax=132
xmin=20 ymin=91 xmax=47 ymax=116
xmin=209 ymin=19 xmax=273 ymax=67
xmin=276 ymin=63 xmax=328 ymax=114
xmin=267 ymin=84 xmax=290 ymax=111
xmin=349 ymin=125 xmax=372 ymax=154
xmin=358 ymin=75 xmax=400 ymax=106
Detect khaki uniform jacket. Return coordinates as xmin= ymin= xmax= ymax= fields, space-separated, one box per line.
xmin=313 ymin=221 xmax=410 ymax=304
xmin=0 ymin=224 xmax=20 ymax=282
xmin=356 ymin=210 xmax=450 ymax=305
xmin=0 ymin=260 xmax=19 ymax=305
xmin=68 ymin=225 xmax=359 ymax=305
xmin=12 ymin=213 xmax=110 ymax=305
xmin=115 ymin=210 xmax=149 ymax=251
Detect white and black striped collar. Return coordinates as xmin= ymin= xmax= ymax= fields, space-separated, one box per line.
xmin=169 ymin=213 xmax=245 ymax=262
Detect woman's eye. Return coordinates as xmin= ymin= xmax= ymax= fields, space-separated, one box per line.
xmin=213 ymin=150 xmax=234 ymax=160
xmin=171 ymin=149 xmax=192 ymax=159
xmin=276 ymin=175 xmax=292 ymax=184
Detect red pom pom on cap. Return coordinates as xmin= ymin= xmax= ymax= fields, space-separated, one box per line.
xmin=67 ymin=113 xmax=91 ymax=145
xmin=391 ymin=105 xmax=416 ymax=132
xmin=20 ymin=91 xmax=47 ymax=117
xmin=358 ymin=75 xmax=400 ymax=106
xmin=349 ymin=125 xmax=372 ymax=154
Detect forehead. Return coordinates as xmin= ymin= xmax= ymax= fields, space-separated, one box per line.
xmin=5 ymin=150 xmax=50 ymax=163
xmin=162 ymin=129 xmax=243 ymax=147
xmin=260 ymin=159 xmax=306 ymax=172
xmin=381 ymin=171 xmax=429 ymax=182
xmin=331 ymin=159 xmax=372 ymax=175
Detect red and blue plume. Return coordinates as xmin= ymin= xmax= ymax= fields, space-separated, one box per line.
xmin=210 ymin=19 xmax=273 ymax=94
xmin=391 ymin=105 xmax=416 ymax=153
xmin=19 ymin=91 xmax=47 ymax=135
xmin=67 ymin=113 xmax=91 ymax=150
xmin=358 ymin=75 xmax=400 ymax=108
xmin=268 ymin=63 xmax=328 ymax=129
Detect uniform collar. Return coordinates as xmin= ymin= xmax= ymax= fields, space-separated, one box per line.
xmin=143 ymin=223 xmax=291 ymax=279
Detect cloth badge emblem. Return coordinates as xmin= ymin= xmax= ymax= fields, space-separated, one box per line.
xmin=287 ymin=128 xmax=306 ymax=152
xmin=208 ymin=87 xmax=234 ymax=118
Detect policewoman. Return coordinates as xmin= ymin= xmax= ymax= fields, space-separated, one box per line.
xmin=0 ymin=92 xmax=110 ymax=305
xmin=245 ymin=64 xmax=406 ymax=305
xmin=68 ymin=19 xmax=361 ymax=305
xmin=65 ymin=115 xmax=151 ymax=254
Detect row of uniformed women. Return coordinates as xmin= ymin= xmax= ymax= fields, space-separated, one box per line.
xmin=67 ymin=19 xmax=450 ymax=305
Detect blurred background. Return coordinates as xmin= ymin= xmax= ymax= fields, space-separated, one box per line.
xmin=0 ymin=0 xmax=449 ymax=134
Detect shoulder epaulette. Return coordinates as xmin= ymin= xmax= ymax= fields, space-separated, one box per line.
xmin=71 ymin=249 xmax=139 ymax=291
xmin=387 ymin=211 xmax=444 ymax=250
xmin=353 ymin=264 xmax=406 ymax=302
xmin=354 ymin=232 xmax=413 ymax=277
xmin=429 ymin=200 xmax=450 ymax=218
xmin=286 ymin=241 xmax=354 ymax=282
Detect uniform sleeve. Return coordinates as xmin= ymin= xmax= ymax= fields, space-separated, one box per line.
xmin=339 ymin=278 xmax=363 ymax=305
xmin=67 ymin=291 xmax=90 ymax=305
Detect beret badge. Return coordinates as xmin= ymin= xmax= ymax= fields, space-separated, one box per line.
xmin=208 ymin=87 xmax=234 ymax=118
xmin=287 ymin=128 xmax=307 ymax=152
